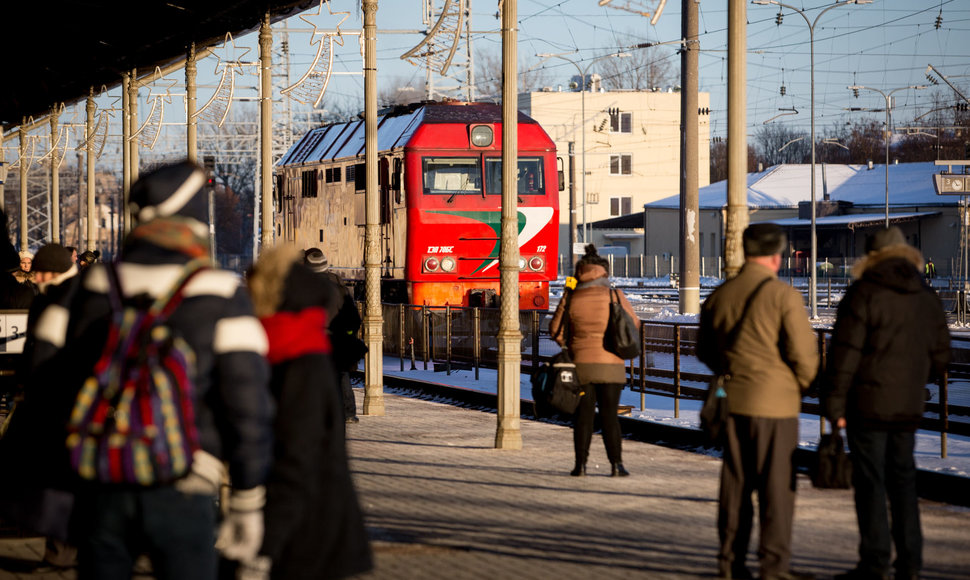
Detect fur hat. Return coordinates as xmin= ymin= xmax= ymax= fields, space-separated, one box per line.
xmin=32 ymin=243 xmax=73 ymax=273
xmin=743 ymin=223 xmax=787 ymax=257
xmin=864 ymin=226 xmax=907 ymax=254
xmin=129 ymin=160 xmax=209 ymax=224
xmin=19 ymin=250 xmax=33 ymax=261
xmin=304 ymin=248 xmax=329 ymax=272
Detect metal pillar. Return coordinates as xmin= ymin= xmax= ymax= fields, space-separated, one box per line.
xmin=50 ymin=108 xmax=61 ymax=244
xmin=18 ymin=122 xmax=27 ymax=250
xmin=678 ymin=0 xmax=699 ymax=313
xmin=568 ymin=141 xmax=577 ymax=271
xmin=186 ymin=43 xmax=198 ymax=163
xmin=495 ymin=0 xmax=521 ymax=449
xmin=128 ymin=69 xmax=139 ymax=240
xmin=87 ymin=91 xmax=97 ymax=252
xmin=724 ymin=0 xmax=748 ymax=279
xmin=122 ymin=77 xmax=131 ymax=237
xmin=259 ymin=13 xmax=274 ymax=251
xmin=362 ymin=0 xmax=385 ymax=416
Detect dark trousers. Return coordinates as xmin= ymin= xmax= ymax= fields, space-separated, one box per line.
xmin=339 ymin=370 xmax=357 ymax=419
xmin=75 ymin=486 xmax=217 ymax=580
xmin=846 ymin=427 xmax=921 ymax=578
xmin=573 ymin=383 xmax=622 ymax=465
xmin=718 ymin=414 xmax=798 ymax=578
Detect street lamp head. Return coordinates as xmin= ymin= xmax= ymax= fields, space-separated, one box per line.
xmin=751 ymin=1 xmax=776 ymax=5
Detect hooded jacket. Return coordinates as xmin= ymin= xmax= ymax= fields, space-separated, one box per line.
xmin=823 ymin=244 xmax=951 ymax=430
xmin=549 ymin=263 xmax=640 ymax=385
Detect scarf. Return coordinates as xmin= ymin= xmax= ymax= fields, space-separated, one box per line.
xmin=259 ymin=307 xmax=331 ymax=365
xmin=125 ymin=217 xmax=210 ymax=258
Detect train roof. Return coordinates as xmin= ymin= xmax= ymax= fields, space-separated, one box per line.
xmin=277 ymin=101 xmax=540 ymax=167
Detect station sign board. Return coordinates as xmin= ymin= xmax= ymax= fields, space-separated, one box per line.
xmin=0 ymin=310 xmax=28 ymax=354
xmin=934 ymin=173 xmax=970 ymax=195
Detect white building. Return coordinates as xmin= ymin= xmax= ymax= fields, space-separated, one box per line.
xmin=518 ymin=89 xmax=710 ymax=257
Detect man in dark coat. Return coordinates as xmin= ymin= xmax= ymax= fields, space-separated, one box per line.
xmin=27 ymin=161 xmax=274 ymax=579
xmin=823 ymin=227 xmax=951 ymax=580
xmin=247 ymin=245 xmax=372 ymax=580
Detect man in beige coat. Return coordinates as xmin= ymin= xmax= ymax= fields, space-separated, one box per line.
xmin=698 ymin=223 xmax=818 ymax=580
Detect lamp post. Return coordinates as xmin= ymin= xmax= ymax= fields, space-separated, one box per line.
xmin=847 ymin=84 xmax=927 ymax=227
xmin=538 ymin=51 xmax=630 ymax=246
xmin=753 ymin=0 xmax=869 ymax=320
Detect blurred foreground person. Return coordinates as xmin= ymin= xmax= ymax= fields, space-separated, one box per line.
xmin=822 ymin=227 xmax=950 ymax=580
xmin=28 ymin=160 xmax=274 ymax=580
xmin=549 ymin=244 xmax=640 ymax=477
xmin=698 ymin=224 xmax=818 ymax=580
xmin=245 ymin=245 xmax=372 ymax=580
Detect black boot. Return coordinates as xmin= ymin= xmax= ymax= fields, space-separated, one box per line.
xmin=570 ymin=463 xmax=586 ymax=476
xmin=611 ymin=463 xmax=630 ymax=477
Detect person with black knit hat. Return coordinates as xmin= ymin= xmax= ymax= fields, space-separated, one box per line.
xmin=698 ymin=223 xmax=818 ymax=580
xmin=822 ymin=227 xmax=950 ymax=580
xmin=304 ymin=247 xmax=365 ymax=424
xmin=548 ymin=244 xmax=640 ymax=478
xmin=26 ymin=160 xmax=274 ymax=579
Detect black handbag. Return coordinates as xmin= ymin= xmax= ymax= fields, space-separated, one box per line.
xmin=700 ymin=374 xmax=730 ymax=446
xmin=531 ymin=350 xmax=583 ymax=416
xmin=699 ymin=278 xmax=771 ymax=447
xmin=811 ymin=431 xmax=853 ymax=489
xmin=604 ymin=287 xmax=641 ymax=359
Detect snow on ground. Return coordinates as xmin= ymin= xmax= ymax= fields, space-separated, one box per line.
xmin=376 ymin=355 xmax=970 ymax=479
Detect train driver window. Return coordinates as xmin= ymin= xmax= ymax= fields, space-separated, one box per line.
xmin=484 ymin=157 xmax=544 ymax=195
xmin=422 ymin=157 xmax=482 ymax=196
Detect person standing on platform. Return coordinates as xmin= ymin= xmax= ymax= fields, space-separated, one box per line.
xmin=28 ymin=160 xmax=274 ymax=580
xmin=923 ymin=257 xmax=936 ymax=283
xmin=549 ymin=244 xmax=640 ymax=478
xmin=822 ymin=227 xmax=951 ymax=580
xmin=244 ymin=244 xmax=372 ymax=579
xmin=698 ymin=224 xmax=818 ymax=580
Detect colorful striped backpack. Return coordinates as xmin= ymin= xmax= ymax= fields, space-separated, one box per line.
xmin=66 ymin=261 xmax=206 ymax=485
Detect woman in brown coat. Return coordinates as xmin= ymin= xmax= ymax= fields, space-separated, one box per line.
xmin=549 ymin=245 xmax=640 ymax=477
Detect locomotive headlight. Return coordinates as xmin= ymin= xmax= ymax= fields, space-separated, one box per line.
xmin=424 ymin=257 xmax=440 ymax=272
xmin=470 ymin=125 xmax=493 ymax=147
xmin=440 ymin=256 xmax=457 ymax=272
xmin=518 ymin=257 xmax=527 ymax=270
xmin=529 ymin=256 xmax=544 ymax=271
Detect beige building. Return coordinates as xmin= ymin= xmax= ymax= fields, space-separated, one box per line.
xmin=518 ymin=88 xmax=710 ymax=256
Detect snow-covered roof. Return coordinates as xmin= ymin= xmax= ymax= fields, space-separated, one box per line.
xmin=646 ymin=163 xmax=953 ymax=210
xmin=760 ymin=211 xmax=940 ymax=228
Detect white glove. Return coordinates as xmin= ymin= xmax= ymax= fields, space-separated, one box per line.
xmin=174 ymin=450 xmax=226 ymax=496
xmin=216 ymin=486 xmax=265 ymax=562
xmin=237 ymin=555 xmax=272 ymax=580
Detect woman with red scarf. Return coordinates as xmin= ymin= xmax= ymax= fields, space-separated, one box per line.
xmin=245 ymin=245 xmax=372 ymax=580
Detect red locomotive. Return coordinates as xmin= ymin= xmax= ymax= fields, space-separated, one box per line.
xmin=275 ymin=101 xmax=560 ymax=309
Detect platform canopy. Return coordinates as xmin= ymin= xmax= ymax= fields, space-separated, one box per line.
xmin=1 ymin=0 xmax=316 ymax=131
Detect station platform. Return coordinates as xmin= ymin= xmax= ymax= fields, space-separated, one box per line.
xmin=2 ymin=386 xmax=970 ymax=579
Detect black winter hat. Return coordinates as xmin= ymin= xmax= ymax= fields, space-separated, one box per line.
xmin=32 ymin=243 xmax=73 ymax=273
xmin=304 ymin=248 xmax=330 ymax=272
xmin=743 ymin=223 xmax=787 ymax=257
xmin=129 ymin=160 xmax=209 ymax=224
xmin=864 ymin=226 xmax=907 ymax=254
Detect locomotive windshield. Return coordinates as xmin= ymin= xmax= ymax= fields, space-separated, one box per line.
xmin=484 ymin=157 xmax=544 ymax=195
xmin=422 ymin=157 xmax=482 ymax=196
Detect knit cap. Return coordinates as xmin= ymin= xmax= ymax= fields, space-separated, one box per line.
xmin=743 ymin=223 xmax=787 ymax=257
xmin=32 ymin=243 xmax=73 ymax=273
xmin=304 ymin=248 xmax=330 ymax=273
xmin=129 ymin=160 xmax=209 ymax=224
xmin=864 ymin=226 xmax=907 ymax=254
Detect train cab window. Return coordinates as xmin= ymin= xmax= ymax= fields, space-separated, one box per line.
xmin=422 ymin=157 xmax=482 ymax=196
xmin=484 ymin=157 xmax=544 ymax=195
xmin=301 ymin=170 xmax=318 ymax=198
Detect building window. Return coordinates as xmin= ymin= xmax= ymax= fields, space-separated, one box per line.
xmin=610 ymin=154 xmax=632 ymax=176
xmin=610 ymin=197 xmax=632 ymax=216
xmin=610 ymin=111 xmax=632 ymax=134
xmin=325 ymin=167 xmax=342 ymax=183
xmin=301 ymin=170 xmax=318 ymax=198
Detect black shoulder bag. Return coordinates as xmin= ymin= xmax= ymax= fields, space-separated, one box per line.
xmin=604 ymin=287 xmax=641 ymax=359
xmin=532 ymin=291 xmax=583 ymax=417
xmin=700 ymin=278 xmax=771 ymax=447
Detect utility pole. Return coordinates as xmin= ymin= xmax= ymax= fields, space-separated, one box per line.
xmin=259 ymin=12 xmax=274 ymax=251
xmin=679 ymin=0 xmax=699 ymax=312
xmin=725 ymin=0 xmax=747 ymax=278
xmin=50 ymin=108 xmax=61 ymax=244
xmin=362 ymin=0 xmax=386 ymax=416
xmin=495 ymin=0 xmax=521 ymax=449
xmin=568 ymin=141 xmax=577 ymax=270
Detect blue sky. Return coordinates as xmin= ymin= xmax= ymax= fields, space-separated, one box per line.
xmin=289 ymin=0 xmax=970 ymax=141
